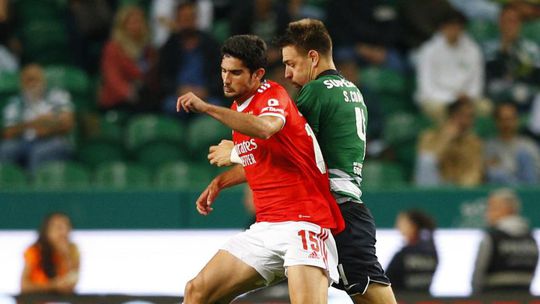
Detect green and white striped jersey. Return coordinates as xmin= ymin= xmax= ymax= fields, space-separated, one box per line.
xmin=296 ymin=70 xmax=367 ymax=203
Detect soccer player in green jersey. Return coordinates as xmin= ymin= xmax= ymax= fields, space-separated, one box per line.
xmin=208 ymin=19 xmax=397 ymax=303
xmin=275 ymin=19 xmax=397 ymax=304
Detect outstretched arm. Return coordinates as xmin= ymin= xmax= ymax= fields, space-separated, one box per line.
xmin=196 ymin=165 xmax=246 ymax=215
xmin=177 ymin=92 xmax=283 ymax=139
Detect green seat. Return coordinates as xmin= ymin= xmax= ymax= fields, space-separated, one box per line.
xmin=34 ymin=161 xmax=90 ymax=189
xmin=45 ymin=65 xmax=90 ymax=98
xmin=77 ymin=141 xmax=125 ymax=168
xmin=359 ymin=67 xmax=407 ymax=95
xmin=467 ymin=20 xmax=498 ymax=43
xmin=474 ymin=115 xmax=496 ymax=139
xmin=383 ymin=112 xmax=424 ymax=146
xmin=136 ymin=142 xmax=188 ymax=167
xmin=21 ymin=21 xmax=70 ymax=64
xmin=126 ymin=115 xmax=185 ymax=151
xmin=0 ymin=163 xmax=27 ymax=189
xmin=155 ymin=161 xmax=213 ymax=189
xmin=94 ymin=161 xmax=151 ymax=189
xmin=361 ymin=161 xmax=406 ymax=189
xmin=0 ymin=72 xmax=19 ymax=99
xmin=211 ymin=20 xmax=231 ymax=43
xmin=522 ymin=20 xmax=540 ymax=41
xmin=187 ymin=116 xmax=232 ymax=161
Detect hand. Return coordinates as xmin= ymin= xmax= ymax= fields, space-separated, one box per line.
xmin=177 ymin=92 xmax=210 ymax=114
xmin=208 ymin=140 xmax=234 ymax=167
xmin=195 ymin=180 xmax=221 ymax=215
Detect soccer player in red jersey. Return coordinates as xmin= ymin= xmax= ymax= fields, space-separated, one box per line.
xmin=177 ymin=35 xmax=344 ymax=304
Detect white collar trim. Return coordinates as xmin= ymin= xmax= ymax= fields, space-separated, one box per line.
xmin=236 ymin=95 xmax=255 ymax=112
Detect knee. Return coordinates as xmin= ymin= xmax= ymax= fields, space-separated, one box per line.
xmin=183 ymin=278 xmax=208 ymax=304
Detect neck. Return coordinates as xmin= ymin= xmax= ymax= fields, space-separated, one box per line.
xmin=236 ymin=81 xmax=262 ymax=105
xmin=313 ymin=58 xmax=336 ymax=79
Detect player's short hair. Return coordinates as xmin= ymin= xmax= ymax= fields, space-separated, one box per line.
xmin=276 ymin=18 xmax=332 ymax=56
xmin=221 ymin=35 xmax=267 ymax=73
xmin=447 ymin=97 xmax=472 ymax=118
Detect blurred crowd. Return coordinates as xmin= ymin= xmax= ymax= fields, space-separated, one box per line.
xmin=0 ymin=0 xmax=539 ymax=189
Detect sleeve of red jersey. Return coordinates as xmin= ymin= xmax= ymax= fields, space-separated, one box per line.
xmin=257 ymin=85 xmax=290 ymax=128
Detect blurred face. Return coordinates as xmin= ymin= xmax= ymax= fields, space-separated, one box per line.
xmin=485 ymin=196 xmax=511 ymax=226
xmin=441 ymin=22 xmax=464 ymax=44
xmin=221 ymin=55 xmax=262 ymax=101
xmin=454 ymin=103 xmax=475 ymax=133
xmin=21 ymin=65 xmax=45 ymax=101
xmin=496 ymin=105 xmax=519 ymax=137
xmin=396 ymin=213 xmax=416 ymax=244
xmin=124 ymin=9 xmax=146 ymax=40
xmin=500 ymin=8 xmax=521 ymax=41
xmin=175 ymin=4 xmax=197 ymax=31
xmin=46 ymin=215 xmax=71 ymax=248
xmin=282 ymin=45 xmax=312 ymax=89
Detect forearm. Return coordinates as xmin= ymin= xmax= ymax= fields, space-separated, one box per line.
xmin=205 ymin=104 xmax=277 ymax=139
xmin=28 ymin=113 xmax=74 ymax=137
xmin=214 ymin=165 xmax=246 ymax=189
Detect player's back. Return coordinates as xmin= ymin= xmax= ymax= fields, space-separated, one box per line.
xmin=296 ymin=71 xmax=367 ymax=203
xmin=231 ymin=80 xmax=344 ymax=232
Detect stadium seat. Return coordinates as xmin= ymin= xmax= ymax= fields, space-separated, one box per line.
xmin=135 ymin=142 xmax=189 ymax=167
xmin=383 ymin=112 xmax=425 ymax=146
xmin=34 ymin=161 xmax=91 ymax=189
xmin=467 ymin=20 xmax=498 ymax=43
xmin=154 ymin=161 xmax=213 ymax=189
xmin=126 ymin=115 xmax=185 ymax=151
xmin=0 ymin=72 xmax=20 ymax=100
xmin=77 ymin=141 xmax=125 ymax=168
xmin=359 ymin=67 xmax=407 ymax=95
xmin=522 ymin=20 xmax=540 ymax=41
xmin=45 ymin=65 xmax=90 ymax=99
xmin=0 ymin=163 xmax=27 ymax=189
xmin=474 ymin=115 xmax=496 ymax=139
xmin=361 ymin=161 xmax=406 ymax=189
xmin=20 ymin=21 xmax=70 ymax=65
xmin=94 ymin=161 xmax=151 ymax=189
xmin=186 ymin=116 xmax=232 ymax=161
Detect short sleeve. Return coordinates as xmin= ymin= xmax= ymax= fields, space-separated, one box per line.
xmin=24 ymin=246 xmax=39 ymax=268
xmin=257 ymin=85 xmax=289 ymax=126
xmin=48 ymin=89 xmax=74 ymax=113
xmin=296 ymin=83 xmax=322 ymax=134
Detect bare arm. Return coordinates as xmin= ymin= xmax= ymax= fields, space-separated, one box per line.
xmin=195 ymin=165 xmax=246 ymax=215
xmin=4 ymin=111 xmax=75 ymax=139
xmin=177 ymin=92 xmax=284 ymax=139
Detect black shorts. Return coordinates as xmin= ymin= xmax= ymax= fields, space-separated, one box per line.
xmin=332 ymin=201 xmax=391 ymax=296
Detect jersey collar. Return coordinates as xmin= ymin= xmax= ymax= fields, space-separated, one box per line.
xmin=316 ymin=69 xmax=340 ymax=79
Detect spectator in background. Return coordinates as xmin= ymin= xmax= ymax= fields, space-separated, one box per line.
xmin=472 ymin=188 xmax=539 ymax=294
xmin=158 ymin=1 xmax=222 ymax=118
xmin=485 ymin=103 xmax=540 ymax=184
xmin=0 ymin=64 xmax=74 ymax=175
xmin=67 ymin=0 xmax=113 ymax=75
xmin=326 ymin=0 xmax=405 ymax=71
xmin=483 ymin=4 xmax=540 ymax=110
xmin=98 ymin=5 xmax=158 ymax=112
xmin=415 ymin=10 xmax=486 ymax=124
xmin=386 ymin=209 xmax=438 ymax=293
xmin=21 ymin=213 xmax=80 ymax=294
xmin=415 ymin=98 xmax=483 ymax=187
xmin=0 ymin=0 xmax=19 ymax=72
xmin=229 ymin=0 xmax=291 ymax=66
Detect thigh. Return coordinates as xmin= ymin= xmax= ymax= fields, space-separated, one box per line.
xmin=189 ymin=249 xmax=266 ymax=303
xmin=287 ymin=265 xmax=328 ymax=304
xmin=351 ymin=283 xmax=397 ymax=304
xmin=333 ymin=202 xmax=390 ymax=296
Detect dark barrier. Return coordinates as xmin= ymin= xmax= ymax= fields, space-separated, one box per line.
xmin=11 ymin=293 xmax=540 ymax=304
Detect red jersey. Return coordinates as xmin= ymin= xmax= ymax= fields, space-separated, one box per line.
xmin=231 ymin=80 xmax=344 ymax=233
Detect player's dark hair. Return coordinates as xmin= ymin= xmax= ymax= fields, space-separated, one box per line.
xmin=275 ymin=18 xmax=332 ymax=56
xmin=221 ymin=35 xmax=267 ymax=73
xmin=34 ymin=212 xmax=72 ymax=279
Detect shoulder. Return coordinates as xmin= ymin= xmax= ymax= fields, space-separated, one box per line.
xmin=258 ymin=80 xmax=291 ymax=102
xmin=47 ymin=89 xmax=73 ymax=108
xmin=24 ymin=244 xmax=40 ymax=262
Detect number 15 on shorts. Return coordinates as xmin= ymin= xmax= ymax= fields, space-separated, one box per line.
xmin=298 ymin=230 xmax=320 ymax=252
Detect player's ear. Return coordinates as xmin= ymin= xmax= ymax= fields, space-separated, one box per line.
xmin=254 ymin=68 xmax=265 ymax=81
xmin=308 ymin=50 xmax=318 ymax=67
